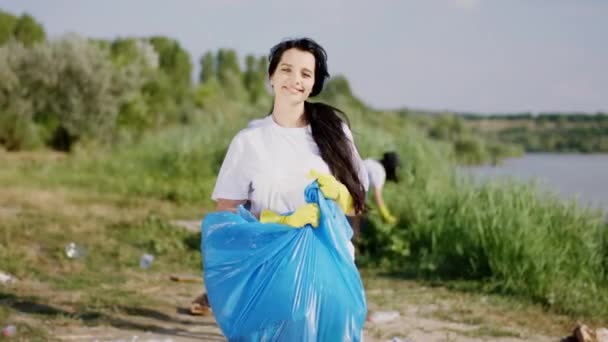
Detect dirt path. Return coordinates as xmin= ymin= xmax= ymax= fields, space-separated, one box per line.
xmin=54 ymin=307 xmax=557 ymax=342
xmin=51 ymin=278 xmax=562 ymax=342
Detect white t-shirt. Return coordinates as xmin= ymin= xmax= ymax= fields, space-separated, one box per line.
xmin=363 ymin=159 xmax=386 ymax=190
xmin=212 ymin=115 xmax=369 ymax=217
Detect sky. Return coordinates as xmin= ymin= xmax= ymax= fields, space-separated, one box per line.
xmin=1 ymin=0 xmax=607 ymax=114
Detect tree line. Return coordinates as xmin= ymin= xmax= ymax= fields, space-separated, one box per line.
xmin=1 ymin=9 xmax=524 ymax=163
xmin=462 ymin=113 xmax=608 ymax=153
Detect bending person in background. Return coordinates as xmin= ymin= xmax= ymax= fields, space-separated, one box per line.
xmin=364 ymin=151 xmax=400 ymax=224
xmin=191 ymin=37 xmax=368 ymax=317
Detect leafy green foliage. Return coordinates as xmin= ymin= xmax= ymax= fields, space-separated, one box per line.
xmin=12 ymin=13 xmax=46 ymax=46
xmin=0 ymin=10 xmax=18 ymax=45
xmin=0 ymin=11 xmax=45 ymax=46
xmin=0 ymin=35 xmax=147 ymax=151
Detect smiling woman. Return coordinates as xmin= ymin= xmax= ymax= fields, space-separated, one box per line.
xmin=199 ymin=37 xmax=370 ymax=340
xmin=213 ymin=37 xmax=368 ymax=220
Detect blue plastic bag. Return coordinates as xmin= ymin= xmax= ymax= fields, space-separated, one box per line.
xmin=201 ymin=182 xmax=367 ymax=341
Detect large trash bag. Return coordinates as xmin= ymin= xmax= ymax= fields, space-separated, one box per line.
xmin=201 ymin=181 xmax=367 ymax=342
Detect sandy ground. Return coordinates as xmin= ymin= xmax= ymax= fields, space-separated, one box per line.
xmin=54 ymin=309 xmax=558 ymax=342
xmin=51 ymin=279 xmax=560 ymax=342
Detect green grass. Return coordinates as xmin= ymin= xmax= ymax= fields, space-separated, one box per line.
xmin=360 ymin=166 xmax=608 ymax=318
xmin=0 ymin=164 xmax=207 ymax=339
xmin=355 ymin=119 xmax=607 ymax=319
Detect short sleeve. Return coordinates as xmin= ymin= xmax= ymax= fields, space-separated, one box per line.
xmin=211 ymin=133 xmax=251 ymax=201
xmin=342 ymin=123 xmax=369 ymax=192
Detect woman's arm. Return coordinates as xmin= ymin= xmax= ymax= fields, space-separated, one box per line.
xmin=215 ymin=199 xmax=248 ymax=213
xmin=372 ymin=186 xmax=397 ymax=224
xmin=372 ymin=186 xmax=385 ymax=209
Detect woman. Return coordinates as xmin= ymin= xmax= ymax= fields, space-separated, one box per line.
xmin=364 ymin=151 xmax=400 ymax=224
xmin=193 ymin=38 xmax=369 ymax=321
xmin=212 ymin=37 xmax=368 ymax=230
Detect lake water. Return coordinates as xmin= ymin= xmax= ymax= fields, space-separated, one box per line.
xmin=463 ymin=153 xmax=608 ymax=217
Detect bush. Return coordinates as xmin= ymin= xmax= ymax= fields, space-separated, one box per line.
xmin=0 ymin=35 xmax=149 ymax=151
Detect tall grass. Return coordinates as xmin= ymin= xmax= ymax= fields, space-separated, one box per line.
xmin=357 ymin=124 xmax=608 ymax=317
xmin=2 ymin=103 xmax=263 ymax=204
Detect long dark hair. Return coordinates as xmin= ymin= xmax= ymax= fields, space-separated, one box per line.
xmin=380 ymin=151 xmax=400 ymax=183
xmin=268 ymin=38 xmax=366 ymax=213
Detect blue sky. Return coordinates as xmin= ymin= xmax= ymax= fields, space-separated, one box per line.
xmin=1 ymin=0 xmax=607 ymax=113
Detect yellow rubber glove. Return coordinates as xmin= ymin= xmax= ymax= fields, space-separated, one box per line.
xmin=259 ymin=203 xmax=320 ymax=228
xmin=308 ymin=170 xmax=354 ymax=214
xmin=378 ymin=204 xmax=397 ymax=224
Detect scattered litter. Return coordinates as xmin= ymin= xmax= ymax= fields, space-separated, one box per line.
xmin=0 ymin=271 xmax=16 ymax=284
xmin=139 ymin=253 xmax=155 ymax=269
xmin=64 ymin=242 xmax=87 ymax=259
xmin=2 ymin=325 xmax=16 ymax=337
xmin=386 ymin=337 xmax=414 ymax=342
xmin=368 ymin=310 xmax=400 ymax=323
xmin=386 ymin=338 xmax=411 ymax=342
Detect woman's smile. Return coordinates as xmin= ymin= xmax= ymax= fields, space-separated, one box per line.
xmin=283 ymin=85 xmax=304 ymax=94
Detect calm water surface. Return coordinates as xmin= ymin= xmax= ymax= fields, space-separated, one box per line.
xmin=463 ymin=153 xmax=608 ymax=216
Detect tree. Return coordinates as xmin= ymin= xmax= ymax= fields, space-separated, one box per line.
xmin=243 ymin=54 xmax=268 ymax=103
xmin=318 ymin=75 xmax=367 ymax=111
xmin=253 ymin=56 xmax=270 ymax=104
xmin=216 ymin=48 xmax=241 ymax=85
xmin=243 ymin=54 xmax=256 ymax=90
xmin=45 ymin=34 xmax=139 ymax=150
xmin=323 ymin=75 xmax=353 ymax=98
xmin=148 ymin=36 xmax=192 ymax=87
xmin=0 ymin=40 xmax=39 ymax=150
xmin=0 ymin=10 xmax=18 ymax=45
xmin=12 ymin=13 xmax=45 ymax=46
xmin=199 ymin=51 xmax=215 ymax=83
xmin=148 ymin=36 xmax=193 ymax=122
xmin=110 ymin=38 xmax=161 ymax=134
xmin=0 ymin=34 xmax=145 ymax=151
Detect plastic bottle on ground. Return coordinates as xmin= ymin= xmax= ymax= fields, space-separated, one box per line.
xmin=64 ymin=242 xmax=87 ymax=259
xmin=139 ymin=253 xmax=155 ymax=269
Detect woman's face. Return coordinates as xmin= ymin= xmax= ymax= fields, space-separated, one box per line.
xmin=270 ymin=48 xmax=316 ymax=105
